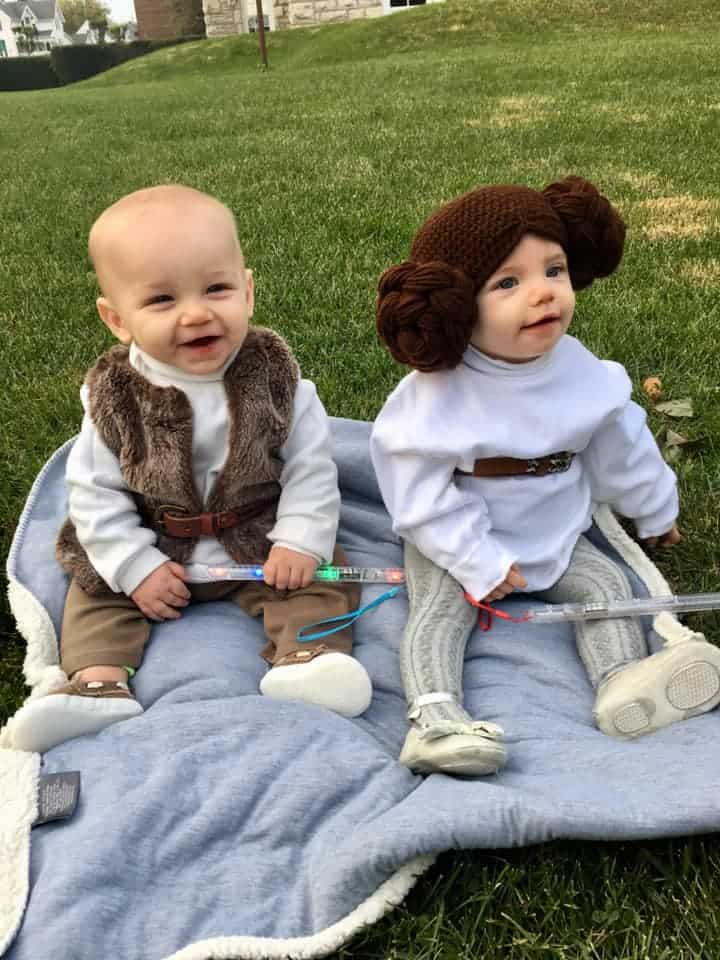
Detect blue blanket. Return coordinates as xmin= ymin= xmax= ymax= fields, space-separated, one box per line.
xmin=3 ymin=418 xmax=720 ymax=960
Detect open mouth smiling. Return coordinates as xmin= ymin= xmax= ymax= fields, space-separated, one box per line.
xmin=523 ymin=314 xmax=560 ymax=330
xmin=182 ymin=335 xmax=219 ymax=349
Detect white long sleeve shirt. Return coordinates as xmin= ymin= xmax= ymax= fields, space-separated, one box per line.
xmin=66 ymin=343 xmax=340 ymax=596
xmin=370 ymin=335 xmax=678 ymax=601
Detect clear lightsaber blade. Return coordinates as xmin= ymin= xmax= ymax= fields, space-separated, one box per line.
xmin=527 ymin=593 xmax=720 ymax=624
xmin=184 ymin=563 xmax=406 ymax=584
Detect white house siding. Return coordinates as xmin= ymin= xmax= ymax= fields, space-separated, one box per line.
xmin=0 ymin=8 xmax=20 ymax=55
xmin=0 ymin=0 xmax=69 ymax=53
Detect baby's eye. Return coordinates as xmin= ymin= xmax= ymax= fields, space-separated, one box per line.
xmin=145 ymin=294 xmax=173 ymax=306
xmin=496 ymin=277 xmax=517 ymax=290
xmin=546 ymin=264 xmax=564 ymax=278
xmin=207 ymin=283 xmax=231 ymax=294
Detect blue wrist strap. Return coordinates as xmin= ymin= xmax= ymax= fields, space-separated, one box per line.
xmin=297 ymin=586 xmax=403 ymax=643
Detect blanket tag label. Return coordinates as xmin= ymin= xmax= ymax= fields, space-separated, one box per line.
xmin=33 ymin=772 xmax=81 ymax=826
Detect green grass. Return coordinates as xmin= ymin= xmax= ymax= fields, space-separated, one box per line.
xmin=3 ymin=0 xmax=720 ymax=954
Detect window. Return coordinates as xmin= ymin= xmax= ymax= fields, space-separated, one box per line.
xmin=389 ymin=0 xmax=426 ymax=6
xmin=0 ymin=39 xmax=7 ymax=57
xmin=247 ymin=13 xmax=270 ymax=31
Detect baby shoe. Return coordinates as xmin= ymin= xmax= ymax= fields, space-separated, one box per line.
xmin=11 ymin=678 xmax=143 ymax=754
xmin=400 ymin=721 xmax=506 ymax=776
xmin=260 ymin=648 xmax=372 ymax=717
xmin=594 ymin=619 xmax=720 ymax=739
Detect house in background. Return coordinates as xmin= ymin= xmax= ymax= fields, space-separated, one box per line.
xmin=0 ymin=0 xmax=69 ymax=54
xmin=134 ymin=0 xmax=205 ymax=39
xmin=72 ymin=17 xmax=100 ymax=42
xmin=0 ymin=5 xmax=20 ymax=55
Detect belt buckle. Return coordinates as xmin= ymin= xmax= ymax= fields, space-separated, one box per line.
xmin=212 ymin=510 xmax=238 ymax=533
xmin=156 ymin=504 xmax=187 ymax=531
xmin=548 ymin=452 xmax=573 ymax=474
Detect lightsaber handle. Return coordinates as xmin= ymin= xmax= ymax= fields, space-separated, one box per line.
xmin=184 ymin=563 xmax=406 ymax=584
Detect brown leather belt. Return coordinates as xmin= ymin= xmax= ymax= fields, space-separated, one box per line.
xmin=158 ymin=496 xmax=278 ymax=538
xmin=455 ymin=451 xmax=575 ymax=479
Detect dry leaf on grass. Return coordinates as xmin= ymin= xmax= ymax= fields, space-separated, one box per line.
xmin=656 ymin=425 xmax=705 ymax=464
xmin=654 ymin=398 xmax=694 ymax=418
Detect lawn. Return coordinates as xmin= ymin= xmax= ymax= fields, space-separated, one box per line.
xmin=2 ymin=0 xmax=720 ymax=954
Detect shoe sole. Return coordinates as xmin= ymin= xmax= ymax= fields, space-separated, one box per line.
xmin=610 ymin=657 xmax=720 ymax=738
xmin=11 ymin=694 xmax=143 ymax=753
xmin=260 ymin=653 xmax=372 ymax=718
xmin=400 ymin=729 xmax=506 ymax=776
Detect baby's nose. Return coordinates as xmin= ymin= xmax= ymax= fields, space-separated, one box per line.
xmin=530 ymin=282 xmax=554 ymax=304
xmin=181 ymin=301 xmax=212 ymax=323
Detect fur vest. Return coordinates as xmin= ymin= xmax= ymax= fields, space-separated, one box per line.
xmin=57 ymin=327 xmax=299 ymax=596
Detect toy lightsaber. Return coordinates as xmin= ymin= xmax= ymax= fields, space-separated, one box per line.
xmin=184 ymin=563 xmax=406 ymax=584
xmin=184 ymin=563 xmax=720 ymax=624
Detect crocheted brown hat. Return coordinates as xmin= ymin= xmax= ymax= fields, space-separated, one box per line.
xmin=377 ymin=175 xmax=625 ymax=372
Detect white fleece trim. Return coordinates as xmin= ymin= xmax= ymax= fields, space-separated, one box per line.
xmin=0 ymin=749 xmax=40 ymax=956
xmin=162 ymin=855 xmax=435 ymax=960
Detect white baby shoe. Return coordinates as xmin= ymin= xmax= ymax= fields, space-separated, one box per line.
xmin=594 ymin=616 xmax=720 ymax=739
xmin=11 ymin=679 xmax=143 ymax=753
xmin=260 ymin=650 xmax=372 ymax=718
xmin=400 ymin=721 xmax=506 ymax=776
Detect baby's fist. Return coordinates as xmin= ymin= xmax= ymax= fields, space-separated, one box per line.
xmin=643 ymin=524 xmax=681 ymax=549
xmin=264 ymin=546 xmax=318 ymax=591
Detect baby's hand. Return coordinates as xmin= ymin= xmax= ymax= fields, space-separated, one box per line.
xmin=643 ymin=524 xmax=681 ymax=549
xmin=264 ymin=546 xmax=318 ymax=591
xmin=482 ymin=563 xmax=528 ymax=603
xmin=131 ymin=561 xmax=190 ymax=621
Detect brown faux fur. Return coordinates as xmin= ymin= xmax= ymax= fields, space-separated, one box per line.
xmin=57 ymin=327 xmax=300 ymax=597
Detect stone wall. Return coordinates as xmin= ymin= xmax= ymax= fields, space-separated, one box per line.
xmin=204 ymin=0 xmax=383 ymax=36
xmin=203 ymin=0 xmax=445 ymax=40
xmin=285 ymin=0 xmax=383 ymax=27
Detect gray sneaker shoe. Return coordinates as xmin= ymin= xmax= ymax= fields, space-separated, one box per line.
xmin=400 ymin=722 xmax=506 ymax=776
xmin=11 ymin=678 xmax=143 ymax=754
xmin=594 ymin=627 xmax=720 ymax=740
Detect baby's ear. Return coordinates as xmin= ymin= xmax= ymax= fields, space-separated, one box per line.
xmin=244 ymin=269 xmax=255 ymax=318
xmin=97 ymin=297 xmax=132 ymax=344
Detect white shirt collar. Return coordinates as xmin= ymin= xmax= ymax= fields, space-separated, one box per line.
xmin=462 ymin=342 xmax=556 ymax=377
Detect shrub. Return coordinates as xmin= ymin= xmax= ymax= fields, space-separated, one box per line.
xmin=50 ymin=37 xmax=202 ymax=85
xmin=0 ymin=55 xmax=60 ymax=91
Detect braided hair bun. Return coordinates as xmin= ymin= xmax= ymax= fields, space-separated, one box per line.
xmin=376 ymin=260 xmax=475 ymax=372
xmin=542 ymin=176 xmax=625 ymax=290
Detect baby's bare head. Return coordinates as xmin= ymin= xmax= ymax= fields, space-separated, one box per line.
xmin=89 ymin=185 xmax=244 ymax=298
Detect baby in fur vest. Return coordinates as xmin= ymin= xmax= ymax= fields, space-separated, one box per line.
xmin=12 ymin=184 xmax=372 ymax=754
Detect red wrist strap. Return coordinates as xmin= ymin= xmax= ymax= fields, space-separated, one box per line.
xmin=463 ymin=593 xmax=532 ymax=632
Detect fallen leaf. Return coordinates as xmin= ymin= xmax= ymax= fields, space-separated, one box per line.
xmin=664 ymin=444 xmax=683 ymax=465
xmin=666 ymin=429 xmax=688 ymax=445
xmin=654 ymin=398 xmax=694 ymax=418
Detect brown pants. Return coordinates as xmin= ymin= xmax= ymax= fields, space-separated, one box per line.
xmin=60 ymin=548 xmax=361 ymax=677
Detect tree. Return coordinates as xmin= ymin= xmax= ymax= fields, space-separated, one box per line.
xmin=59 ymin=0 xmax=110 ymax=36
xmin=255 ymin=0 xmax=268 ymax=68
xmin=108 ymin=22 xmax=127 ymax=41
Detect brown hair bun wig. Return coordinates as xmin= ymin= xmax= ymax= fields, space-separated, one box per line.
xmin=376 ymin=260 xmax=475 ymax=372
xmin=376 ymin=175 xmax=626 ymax=372
xmin=542 ymin=176 xmax=626 ymax=290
